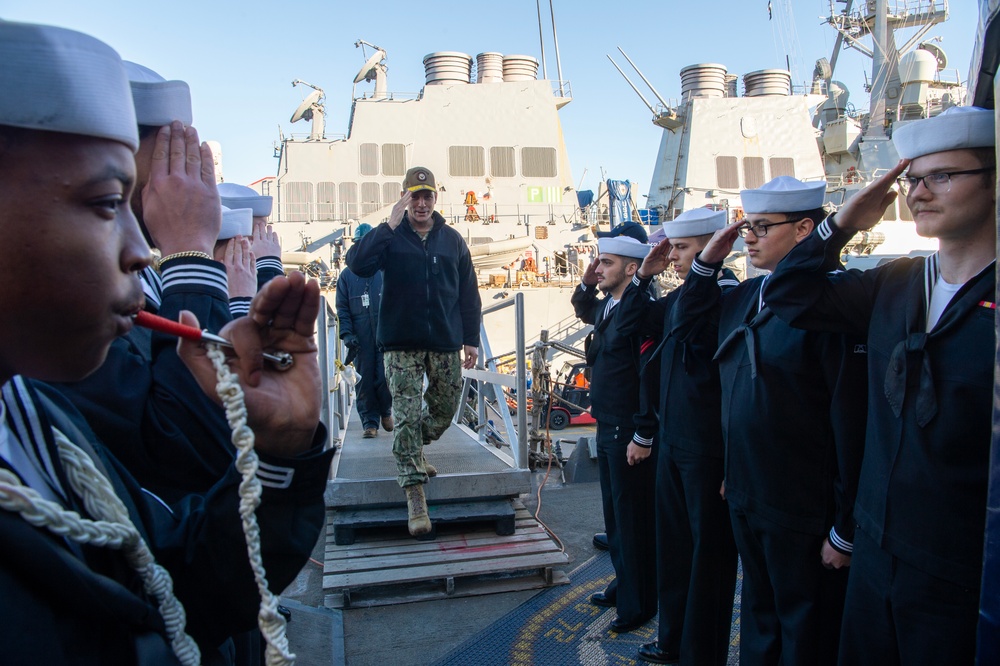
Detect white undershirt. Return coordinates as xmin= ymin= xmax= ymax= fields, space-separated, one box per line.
xmin=926 ymin=278 xmax=963 ymax=332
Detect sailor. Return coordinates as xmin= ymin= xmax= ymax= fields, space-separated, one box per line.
xmin=764 ymin=106 xmax=996 ymax=666
xmin=215 ymin=205 xmax=256 ymax=317
xmin=673 ymin=177 xmax=867 ymax=666
xmin=345 ymin=167 xmax=481 ymax=536
xmin=337 ymin=223 xmax=393 ymax=438
xmin=218 ymin=181 xmax=284 ymax=291
xmin=572 ymin=232 xmax=658 ymax=634
xmin=614 ymin=208 xmax=740 ymax=665
xmin=48 ymin=58 xmax=240 ymax=502
xmin=0 ymin=20 xmax=332 ymax=663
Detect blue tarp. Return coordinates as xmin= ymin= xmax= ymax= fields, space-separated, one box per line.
xmin=607 ymin=179 xmax=632 ymax=226
xmin=576 ymin=190 xmax=594 ymax=208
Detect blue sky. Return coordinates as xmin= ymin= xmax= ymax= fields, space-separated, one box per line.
xmin=1 ymin=1 xmax=978 ymax=200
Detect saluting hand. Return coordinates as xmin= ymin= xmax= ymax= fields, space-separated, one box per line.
xmin=581 ymin=258 xmax=600 ymax=287
xmin=388 ymin=192 xmax=412 ymax=230
xmin=142 ymin=121 xmax=221 ymax=256
xmin=833 ymin=159 xmax=909 ymax=232
xmin=699 ymin=220 xmax=744 ymax=265
xmin=637 ymin=238 xmax=672 ymax=279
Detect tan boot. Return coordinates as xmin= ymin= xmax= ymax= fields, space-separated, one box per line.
xmin=421 ymin=453 xmax=437 ymax=477
xmin=405 ymin=484 xmax=432 ymax=536
xmin=381 ymin=414 xmax=394 ymax=432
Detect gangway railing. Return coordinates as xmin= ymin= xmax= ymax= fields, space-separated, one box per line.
xmin=316 ymin=299 xmax=347 ymax=452
xmin=458 ymin=292 xmax=528 ymax=469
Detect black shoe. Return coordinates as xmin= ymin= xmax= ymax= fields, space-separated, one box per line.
xmin=609 ymin=614 xmax=654 ymax=634
xmin=638 ymin=641 xmax=679 ymax=664
xmin=589 ymin=592 xmax=616 ymax=608
xmin=593 ymin=532 xmax=609 ymax=550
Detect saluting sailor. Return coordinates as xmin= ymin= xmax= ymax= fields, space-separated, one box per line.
xmin=0 ymin=21 xmax=332 ymax=663
xmin=674 ymin=177 xmax=867 ymax=666
xmin=765 ymin=106 xmax=997 ymax=666
xmin=572 ymin=227 xmax=658 ymax=634
xmin=614 ymin=208 xmax=740 ymax=666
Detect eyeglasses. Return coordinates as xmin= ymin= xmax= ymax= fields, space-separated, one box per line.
xmin=896 ymin=168 xmax=994 ymax=195
xmin=737 ymin=217 xmax=805 ymax=238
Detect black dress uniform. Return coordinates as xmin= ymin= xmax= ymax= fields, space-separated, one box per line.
xmin=0 ymin=377 xmax=333 ymax=664
xmin=572 ymin=281 xmax=657 ymax=628
xmin=765 ymin=216 xmax=994 ymax=666
xmin=617 ymin=268 xmax=740 ymax=666
xmin=674 ymin=254 xmax=867 ymax=666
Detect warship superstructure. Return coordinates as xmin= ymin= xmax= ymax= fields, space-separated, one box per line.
xmin=621 ymin=0 xmax=966 ymax=260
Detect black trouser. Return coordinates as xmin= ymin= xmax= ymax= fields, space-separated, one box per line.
xmin=729 ymin=505 xmax=847 ymax=666
xmin=654 ymin=446 xmax=737 ymax=665
xmin=838 ymin=528 xmax=979 ymax=666
xmin=596 ymin=421 xmax=657 ymax=623
xmin=354 ymin=339 xmax=391 ymax=429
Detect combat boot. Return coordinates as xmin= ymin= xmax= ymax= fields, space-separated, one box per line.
xmin=405 ymin=484 xmax=432 ymax=536
xmin=421 ymin=452 xmax=437 ymax=477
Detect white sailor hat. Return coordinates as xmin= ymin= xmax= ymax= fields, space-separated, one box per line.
xmin=892 ymin=106 xmax=995 ymax=159
xmin=219 ymin=205 xmax=253 ymax=240
xmin=598 ymin=236 xmax=651 ymax=260
xmin=0 ymin=22 xmax=138 ymax=151
xmin=123 ymin=61 xmax=193 ymax=127
xmin=663 ymin=208 xmax=727 ymax=239
xmin=218 ymin=182 xmax=274 ymax=218
xmin=741 ymin=176 xmax=826 ymax=214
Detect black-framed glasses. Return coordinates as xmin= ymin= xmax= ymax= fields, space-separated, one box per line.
xmin=896 ymin=168 xmax=994 ymax=195
xmin=737 ymin=217 xmax=805 ymax=239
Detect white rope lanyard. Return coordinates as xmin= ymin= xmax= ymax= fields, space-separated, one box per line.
xmin=207 ymin=344 xmax=294 ymax=665
xmin=0 ymin=342 xmax=295 ymax=665
xmin=0 ymin=433 xmax=201 ymax=666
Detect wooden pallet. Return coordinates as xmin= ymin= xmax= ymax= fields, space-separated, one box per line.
xmin=323 ymin=500 xmax=570 ymax=608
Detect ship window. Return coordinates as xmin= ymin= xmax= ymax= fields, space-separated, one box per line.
xmin=282 ymin=181 xmax=313 ymax=222
xmin=769 ymin=158 xmax=795 ymax=179
xmin=743 ymin=157 xmax=765 ymax=189
xmin=361 ymin=182 xmax=381 ymax=215
xmin=339 ymin=182 xmax=359 ymax=219
xmin=383 ymin=182 xmax=402 ymax=204
xmin=490 ymin=146 xmax=516 ymax=177
xmin=449 ymin=146 xmax=486 ymax=177
xmin=898 ymin=195 xmax=913 ymax=222
xmin=360 ymin=143 xmax=379 ymax=176
xmin=382 ymin=144 xmax=406 ymax=176
xmin=521 ymin=147 xmax=556 ymax=178
xmin=716 ymin=156 xmax=739 ymax=189
xmin=316 ymin=182 xmax=337 ymax=221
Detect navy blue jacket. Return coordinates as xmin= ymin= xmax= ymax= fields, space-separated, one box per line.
xmin=766 ymin=216 xmax=994 ymax=587
xmin=346 ymin=212 xmax=481 ymax=352
xmin=675 ymin=254 xmax=867 ymax=547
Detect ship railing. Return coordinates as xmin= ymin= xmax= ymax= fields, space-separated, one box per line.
xmin=551 ymin=80 xmax=573 ymax=99
xmin=316 ymin=299 xmax=348 ymax=454
xmin=285 ymin=132 xmax=347 ymax=142
xmin=353 ymin=91 xmax=422 ymax=102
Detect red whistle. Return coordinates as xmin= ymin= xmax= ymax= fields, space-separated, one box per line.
xmin=133 ymin=310 xmax=294 ymax=370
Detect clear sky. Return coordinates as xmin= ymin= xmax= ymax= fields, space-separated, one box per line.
xmin=1 ymin=1 xmax=979 ymax=200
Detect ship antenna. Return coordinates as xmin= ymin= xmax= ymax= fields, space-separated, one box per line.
xmin=535 ymin=0 xmax=548 ymax=79
xmin=617 ymin=47 xmax=671 ymax=110
xmin=549 ymin=0 xmax=565 ymax=94
xmin=606 ymin=55 xmax=658 ymax=116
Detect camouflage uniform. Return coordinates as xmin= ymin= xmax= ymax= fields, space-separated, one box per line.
xmin=384 ymin=350 xmax=463 ymax=487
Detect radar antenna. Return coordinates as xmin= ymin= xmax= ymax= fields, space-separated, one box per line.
xmin=290 ymin=81 xmax=326 ymax=140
